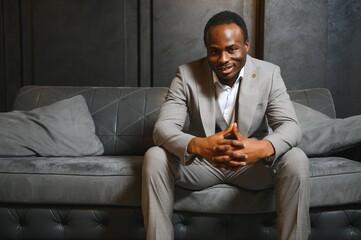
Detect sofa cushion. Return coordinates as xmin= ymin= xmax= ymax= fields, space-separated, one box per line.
xmin=1 ymin=155 xmax=360 ymax=212
xmin=174 ymin=183 xmax=276 ymax=214
xmin=0 ymin=95 xmax=104 ymax=157
xmin=173 ymin=157 xmax=361 ymax=214
xmin=0 ymin=156 xmax=142 ymax=206
xmin=309 ymin=157 xmax=361 ymax=207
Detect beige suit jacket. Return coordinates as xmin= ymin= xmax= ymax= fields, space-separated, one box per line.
xmin=153 ymin=55 xmax=301 ymax=165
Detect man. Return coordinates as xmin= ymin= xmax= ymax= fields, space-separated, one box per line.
xmin=142 ymin=11 xmax=310 ymax=240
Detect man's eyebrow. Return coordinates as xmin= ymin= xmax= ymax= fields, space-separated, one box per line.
xmin=226 ymin=44 xmax=239 ymax=48
xmin=208 ymin=44 xmax=239 ymax=49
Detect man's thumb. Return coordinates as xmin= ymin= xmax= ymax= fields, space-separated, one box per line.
xmin=233 ymin=123 xmax=245 ymax=140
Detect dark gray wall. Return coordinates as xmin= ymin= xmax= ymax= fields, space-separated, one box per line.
xmin=1 ymin=0 xmax=360 ymax=117
xmin=1 ymin=0 xmax=139 ymax=111
xmin=264 ymin=0 xmax=361 ymax=117
xmin=22 ymin=0 xmax=138 ymax=87
xmin=327 ymin=0 xmax=361 ymax=118
xmin=0 ymin=0 xmax=262 ymax=111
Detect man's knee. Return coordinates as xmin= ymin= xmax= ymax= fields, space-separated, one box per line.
xmin=143 ymin=146 xmax=171 ymax=176
xmin=275 ymin=147 xmax=309 ymax=180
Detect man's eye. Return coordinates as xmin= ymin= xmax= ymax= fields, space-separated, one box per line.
xmin=209 ymin=49 xmax=219 ymax=55
xmin=228 ymin=48 xmax=238 ymax=53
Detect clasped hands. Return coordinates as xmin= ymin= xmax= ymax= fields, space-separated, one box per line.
xmin=187 ymin=123 xmax=274 ymax=171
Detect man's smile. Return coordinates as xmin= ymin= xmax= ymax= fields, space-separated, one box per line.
xmin=218 ymin=64 xmax=234 ymax=75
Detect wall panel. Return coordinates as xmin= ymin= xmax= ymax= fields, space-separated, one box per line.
xmin=327 ymin=0 xmax=361 ymax=117
xmin=264 ymin=0 xmax=361 ymax=117
xmin=1 ymin=0 xmax=22 ymax=111
xmin=264 ymin=0 xmax=328 ymax=90
xmin=20 ymin=0 xmax=138 ymax=87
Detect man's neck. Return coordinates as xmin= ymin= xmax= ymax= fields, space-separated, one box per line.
xmin=219 ymin=75 xmax=239 ymax=87
xmin=219 ymin=69 xmax=243 ymax=87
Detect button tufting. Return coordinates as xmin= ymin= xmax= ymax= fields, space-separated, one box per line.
xmin=1 ymin=204 xmax=361 ymax=239
xmin=61 ymin=219 xmax=68 ymax=226
xmin=18 ymin=219 xmax=26 ymax=227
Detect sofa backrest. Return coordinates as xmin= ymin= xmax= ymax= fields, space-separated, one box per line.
xmin=288 ymin=88 xmax=336 ymax=118
xmin=13 ymin=86 xmax=336 ymax=156
xmin=13 ymin=86 xmax=168 ymax=155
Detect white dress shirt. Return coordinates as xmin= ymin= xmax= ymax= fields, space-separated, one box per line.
xmin=213 ymin=68 xmax=244 ymax=124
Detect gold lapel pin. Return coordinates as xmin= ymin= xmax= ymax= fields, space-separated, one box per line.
xmin=252 ymin=73 xmax=256 ymax=78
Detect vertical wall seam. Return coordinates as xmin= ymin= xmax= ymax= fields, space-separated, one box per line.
xmin=1 ymin=0 xmax=7 ymax=110
xmin=325 ymin=0 xmax=330 ymax=90
xmin=29 ymin=0 xmax=35 ymax=85
xmin=137 ymin=0 xmax=141 ymax=87
xmin=123 ymin=0 xmax=126 ymax=86
xmin=18 ymin=0 xmax=24 ymax=87
xmin=255 ymin=0 xmax=265 ymax=60
xmin=150 ymin=0 xmax=153 ymax=87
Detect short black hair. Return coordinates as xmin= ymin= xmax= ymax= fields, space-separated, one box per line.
xmin=203 ymin=11 xmax=249 ymax=45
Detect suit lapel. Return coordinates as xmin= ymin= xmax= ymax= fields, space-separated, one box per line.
xmin=237 ymin=55 xmax=259 ymax=136
xmin=197 ymin=59 xmax=216 ymax=137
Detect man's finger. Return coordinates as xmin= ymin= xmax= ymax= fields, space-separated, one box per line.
xmin=214 ymin=144 xmax=231 ymax=152
xmin=222 ymin=123 xmax=234 ymax=136
xmin=230 ymin=152 xmax=248 ymax=161
xmin=228 ymin=160 xmax=247 ymax=167
xmin=212 ymin=155 xmax=230 ymax=163
xmin=230 ymin=140 xmax=245 ymax=148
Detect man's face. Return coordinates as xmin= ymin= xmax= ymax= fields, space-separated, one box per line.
xmin=205 ymin=23 xmax=249 ymax=85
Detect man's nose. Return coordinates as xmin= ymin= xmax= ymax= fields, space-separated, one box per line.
xmin=219 ymin=51 xmax=230 ymax=64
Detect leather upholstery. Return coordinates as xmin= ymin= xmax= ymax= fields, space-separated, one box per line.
xmin=1 ymin=204 xmax=360 ymax=240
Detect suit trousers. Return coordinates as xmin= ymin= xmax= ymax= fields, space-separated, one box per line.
xmin=142 ymin=146 xmax=310 ymax=240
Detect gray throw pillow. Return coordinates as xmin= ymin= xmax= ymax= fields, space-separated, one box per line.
xmin=0 ymin=95 xmax=104 ymax=157
xmin=298 ymin=115 xmax=361 ymax=157
xmin=292 ymin=101 xmax=361 ymax=157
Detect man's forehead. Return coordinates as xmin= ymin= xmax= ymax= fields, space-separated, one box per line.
xmin=208 ymin=23 xmax=242 ymax=33
xmin=206 ymin=24 xmax=244 ymax=42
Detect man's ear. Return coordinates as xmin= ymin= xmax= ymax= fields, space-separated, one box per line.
xmin=245 ymin=40 xmax=250 ymax=53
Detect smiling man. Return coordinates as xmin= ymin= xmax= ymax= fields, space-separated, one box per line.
xmin=142 ymin=11 xmax=310 ymax=240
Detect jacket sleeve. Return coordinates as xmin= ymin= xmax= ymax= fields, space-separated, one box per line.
xmin=153 ymin=67 xmax=195 ymax=165
xmin=263 ymin=66 xmax=302 ymax=164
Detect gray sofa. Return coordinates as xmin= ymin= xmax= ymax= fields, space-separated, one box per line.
xmin=0 ymin=85 xmax=360 ymax=240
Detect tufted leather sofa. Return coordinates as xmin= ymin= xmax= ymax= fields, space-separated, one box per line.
xmin=0 ymin=85 xmax=360 ymax=239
